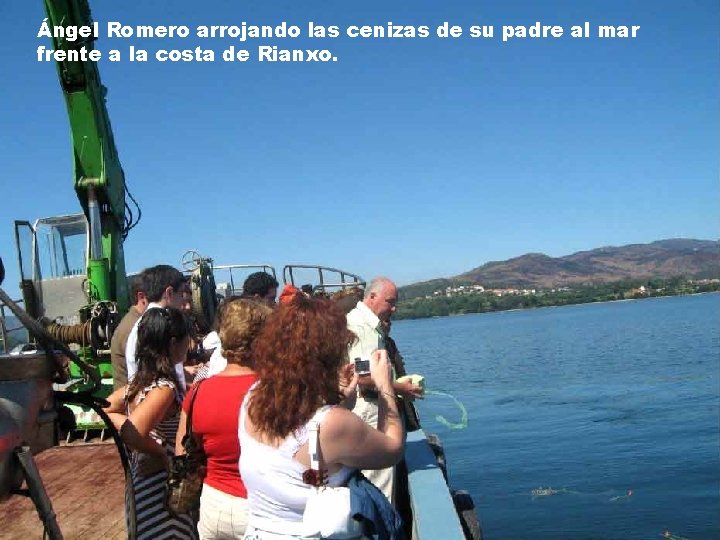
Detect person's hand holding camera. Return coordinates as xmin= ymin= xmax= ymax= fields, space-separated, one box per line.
xmin=369 ymin=349 xmax=393 ymax=394
xmin=339 ymin=362 xmax=359 ymax=399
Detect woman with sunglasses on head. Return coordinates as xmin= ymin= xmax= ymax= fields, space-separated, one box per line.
xmin=104 ymin=307 xmax=198 ymax=540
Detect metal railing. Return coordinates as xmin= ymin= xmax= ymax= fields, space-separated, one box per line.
xmin=282 ymin=264 xmax=365 ymax=294
xmin=405 ymin=430 xmax=468 ymax=539
xmin=212 ymin=264 xmax=277 ymax=297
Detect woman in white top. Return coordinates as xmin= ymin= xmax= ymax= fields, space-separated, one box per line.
xmin=239 ymin=295 xmax=404 ymax=538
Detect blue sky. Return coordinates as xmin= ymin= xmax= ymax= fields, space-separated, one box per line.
xmin=1 ymin=0 xmax=718 ymax=296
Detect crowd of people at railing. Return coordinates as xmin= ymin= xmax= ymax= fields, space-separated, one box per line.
xmin=103 ymin=264 xmax=424 ymax=540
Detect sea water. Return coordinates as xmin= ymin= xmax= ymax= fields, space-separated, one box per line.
xmin=393 ymin=293 xmax=720 ymax=540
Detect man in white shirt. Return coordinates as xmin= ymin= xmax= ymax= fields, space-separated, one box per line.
xmin=125 ymin=264 xmax=190 ymax=391
xmin=347 ymin=276 xmax=422 ymax=502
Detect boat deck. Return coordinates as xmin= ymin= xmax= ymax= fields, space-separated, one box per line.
xmin=0 ymin=431 xmax=474 ymax=540
xmin=0 ymin=443 xmax=126 ymax=539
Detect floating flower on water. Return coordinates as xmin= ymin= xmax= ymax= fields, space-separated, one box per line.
xmin=531 ymin=487 xmax=558 ymax=497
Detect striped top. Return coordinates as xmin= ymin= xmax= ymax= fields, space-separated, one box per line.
xmin=126 ymin=377 xmax=198 ymax=540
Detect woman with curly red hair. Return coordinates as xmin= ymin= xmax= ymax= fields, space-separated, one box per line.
xmin=239 ymin=295 xmax=404 ymax=538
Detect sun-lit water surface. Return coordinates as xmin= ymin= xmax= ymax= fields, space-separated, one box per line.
xmin=392 ymin=293 xmax=720 ymax=540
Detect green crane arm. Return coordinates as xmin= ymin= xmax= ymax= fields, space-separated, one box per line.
xmin=43 ymin=0 xmax=133 ymax=312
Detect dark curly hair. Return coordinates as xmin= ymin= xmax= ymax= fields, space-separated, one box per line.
xmin=127 ymin=307 xmax=189 ymax=402
xmin=248 ymin=295 xmax=355 ymax=439
xmin=242 ymin=272 xmax=279 ymax=298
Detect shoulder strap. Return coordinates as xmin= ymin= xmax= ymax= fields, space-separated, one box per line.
xmin=307 ymin=406 xmax=333 ymax=484
xmin=308 ymin=419 xmax=321 ymax=473
xmin=185 ymin=379 xmax=204 ymax=441
xmin=238 ymin=381 xmax=259 ymax=437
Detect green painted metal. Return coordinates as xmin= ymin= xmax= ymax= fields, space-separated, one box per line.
xmin=37 ymin=0 xmax=133 ymax=432
xmin=87 ymin=258 xmax=110 ymax=301
xmin=42 ymin=0 xmax=128 ymax=314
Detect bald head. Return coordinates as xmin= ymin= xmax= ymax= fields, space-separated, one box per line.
xmin=363 ymin=277 xmax=398 ymax=321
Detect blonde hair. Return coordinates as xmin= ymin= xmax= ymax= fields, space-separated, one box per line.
xmin=219 ymin=298 xmax=272 ymax=367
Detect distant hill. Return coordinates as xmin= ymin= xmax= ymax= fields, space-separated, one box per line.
xmin=400 ymin=239 xmax=720 ymax=299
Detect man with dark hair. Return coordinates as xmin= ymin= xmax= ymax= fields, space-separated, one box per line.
xmin=125 ymin=264 xmax=190 ymax=391
xmin=242 ymin=272 xmax=279 ymax=304
xmin=110 ymin=273 xmax=149 ymax=390
xmin=142 ymin=264 xmax=187 ymax=304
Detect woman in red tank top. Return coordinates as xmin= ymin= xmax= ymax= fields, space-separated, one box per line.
xmin=176 ymin=298 xmax=272 ymax=539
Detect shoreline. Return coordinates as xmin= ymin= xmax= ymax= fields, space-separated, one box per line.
xmin=395 ymin=290 xmax=720 ymax=322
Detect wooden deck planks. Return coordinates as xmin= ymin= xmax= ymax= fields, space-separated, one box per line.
xmin=0 ymin=443 xmax=127 ymax=539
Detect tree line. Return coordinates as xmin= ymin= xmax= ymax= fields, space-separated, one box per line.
xmin=394 ymin=277 xmax=720 ymax=320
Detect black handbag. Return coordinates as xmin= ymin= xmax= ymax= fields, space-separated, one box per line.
xmin=165 ymin=380 xmax=207 ymax=515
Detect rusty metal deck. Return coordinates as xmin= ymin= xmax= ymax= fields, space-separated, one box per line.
xmin=0 ymin=443 xmax=126 ymax=539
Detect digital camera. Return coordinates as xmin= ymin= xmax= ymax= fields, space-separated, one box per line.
xmin=354 ymin=357 xmax=371 ymax=376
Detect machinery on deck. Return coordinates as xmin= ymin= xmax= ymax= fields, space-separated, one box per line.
xmin=0 ymin=4 xmax=223 ymax=538
xmin=1 ymin=8 xmax=239 ymax=536
xmin=12 ymin=0 xmax=140 ymax=438
xmin=0 ymin=0 xmax=140 ymax=536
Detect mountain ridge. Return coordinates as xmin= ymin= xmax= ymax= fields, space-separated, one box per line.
xmin=399 ymin=238 xmax=720 ymax=299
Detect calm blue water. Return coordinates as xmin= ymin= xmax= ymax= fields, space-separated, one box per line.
xmin=392 ymin=294 xmax=720 ymax=540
